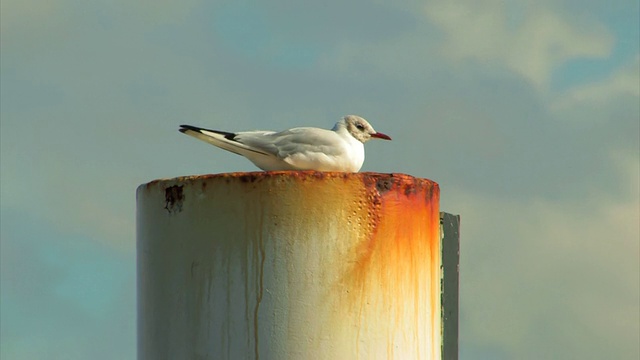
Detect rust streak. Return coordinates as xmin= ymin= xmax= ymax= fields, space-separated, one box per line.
xmin=253 ymin=220 xmax=266 ymax=360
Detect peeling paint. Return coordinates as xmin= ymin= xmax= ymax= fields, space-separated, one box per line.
xmin=164 ymin=185 xmax=184 ymax=214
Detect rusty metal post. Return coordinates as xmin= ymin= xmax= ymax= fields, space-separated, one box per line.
xmin=137 ymin=172 xmax=441 ymax=359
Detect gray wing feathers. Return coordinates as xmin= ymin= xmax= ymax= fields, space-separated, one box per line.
xmin=238 ymin=128 xmax=344 ymax=158
xmin=180 ymin=125 xmax=345 ymax=161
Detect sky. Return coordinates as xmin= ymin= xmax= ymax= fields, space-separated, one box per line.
xmin=1 ymin=0 xmax=638 ymax=359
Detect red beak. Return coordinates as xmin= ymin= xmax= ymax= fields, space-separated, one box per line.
xmin=371 ymin=132 xmax=392 ymax=140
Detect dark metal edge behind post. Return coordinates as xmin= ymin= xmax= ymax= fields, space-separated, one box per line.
xmin=440 ymin=212 xmax=460 ymax=360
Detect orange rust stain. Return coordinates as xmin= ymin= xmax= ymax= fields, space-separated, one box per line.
xmin=348 ymin=187 xmax=439 ymax=297
xmin=344 ymin=175 xmax=439 ymax=293
xmin=339 ymin=175 xmax=440 ymax=356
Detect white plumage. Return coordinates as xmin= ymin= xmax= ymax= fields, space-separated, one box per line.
xmin=179 ymin=115 xmax=391 ymax=172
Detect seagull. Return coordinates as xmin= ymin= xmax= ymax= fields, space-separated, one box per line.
xmin=179 ymin=115 xmax=391 ymax=172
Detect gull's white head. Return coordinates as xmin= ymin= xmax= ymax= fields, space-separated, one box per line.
xmin=339 ymin=115 xmax=392 ymax=143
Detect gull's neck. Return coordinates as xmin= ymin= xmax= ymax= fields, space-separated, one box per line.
xmin=332 ymin=119 xmax=348 ymax=134
xmin=332 ymin=118 xmax=364 ymax=147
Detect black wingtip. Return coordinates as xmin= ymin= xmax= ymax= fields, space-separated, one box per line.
xmin=179 ymin=125 xmax=201 ymax=133
xmin=179 ymin=125 xmax=236 ymax=140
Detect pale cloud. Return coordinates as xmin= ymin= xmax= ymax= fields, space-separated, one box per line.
xmin=553 ymin=54 xmax=640 ymax=111
xmin=315 ymin=0 xmax=614 ymax=89
xmin=452 ymin=148 xmax=639 ymax=358
xmin=605 ymin=148 xmax=640 ymax=239
xmin=110 ymin=0 xmax=201 ymax=25
xmin=1 ymin=0 xmax=199 ymax=30
xmin=424 ymin=0 xmax=614 ymax=89
xmin=0 ymin=0 xmax=67 ymax=31
xmin=317 ymin=32 xmax=440 ymax=80
xmin=0 ymin=0 xmax=71 ymax=55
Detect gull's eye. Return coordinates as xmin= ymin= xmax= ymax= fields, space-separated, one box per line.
xmin=356 ymin=123 xmax=365 ymax=131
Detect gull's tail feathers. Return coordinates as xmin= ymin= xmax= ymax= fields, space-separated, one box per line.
xmin=179 ymin=125 xmax=270 ymax=157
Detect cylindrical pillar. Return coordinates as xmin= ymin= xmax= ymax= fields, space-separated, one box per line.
xmin=137 ymin=172 xmax=440 ymax=359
